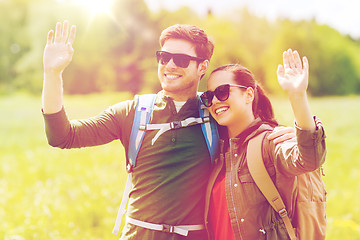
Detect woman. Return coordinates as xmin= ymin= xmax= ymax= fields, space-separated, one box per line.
xmin=201 ymin=49 xmax=326 ymax=239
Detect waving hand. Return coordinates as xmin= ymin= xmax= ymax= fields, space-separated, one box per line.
xmin=277 ymin=48 xmax=309 ymax=95
xmin=276 ymin=48 xmax=315 ymax=131
xmin=43 ymin=21 xmax=76 ymax=73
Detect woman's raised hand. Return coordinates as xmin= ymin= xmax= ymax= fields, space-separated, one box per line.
xmin=277 ymin=49 xmax=309 ymax=95
xmin=43 ymin=21 xmax=76 ymax=74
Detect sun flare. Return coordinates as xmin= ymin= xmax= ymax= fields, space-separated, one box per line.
xmin=78 ymin=0 xmax=114 ymax=16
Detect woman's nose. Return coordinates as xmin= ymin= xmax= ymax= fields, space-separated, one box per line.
xmin=212 ymin=94 xmax=220 ymax=105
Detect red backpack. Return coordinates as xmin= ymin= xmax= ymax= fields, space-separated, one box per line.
xmin=247 ymin=132 xmax=326 ymax=240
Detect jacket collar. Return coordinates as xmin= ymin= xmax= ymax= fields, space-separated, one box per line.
xmin=219 ymin=118 xmax=274 ymax=153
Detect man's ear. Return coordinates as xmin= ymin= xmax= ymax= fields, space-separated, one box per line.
xmin=199 ymin=60 xmax=209 ymax=75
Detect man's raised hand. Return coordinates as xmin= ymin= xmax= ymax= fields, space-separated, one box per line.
xmin=43 ymin=21 xmax=76 ymax=74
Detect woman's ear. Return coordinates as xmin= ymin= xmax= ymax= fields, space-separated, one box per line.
xmin=245 ymin=87 xmax=255 ymax=104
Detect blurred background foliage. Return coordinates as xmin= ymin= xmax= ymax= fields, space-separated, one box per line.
xmin=1 ymin=0 xmax=360 ymax=96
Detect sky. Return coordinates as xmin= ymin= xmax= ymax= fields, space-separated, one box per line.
xmin=144 ymin=0 xmax=360 ymax=39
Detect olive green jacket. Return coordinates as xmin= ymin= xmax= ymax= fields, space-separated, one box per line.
xmin=43 ymin=91 xmax=212 ymax=240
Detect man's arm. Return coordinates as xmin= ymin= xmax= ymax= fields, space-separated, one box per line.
xmin=42 ymin=21 xmax=76 ymax=114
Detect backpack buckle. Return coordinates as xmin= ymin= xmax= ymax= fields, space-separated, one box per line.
xmin=202 ymin=116 xmax=210 ymax=123
xmin=170 ymin=121 xmax=182 ymax=129
xmin=126 ymin=163 xmax=133 ymax=173
xmin=162 ymin=224 xmax=174 ymax=233
xmin=279 ymin=208 xmax=288 ymax=218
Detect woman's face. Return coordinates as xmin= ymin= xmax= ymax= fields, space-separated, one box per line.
xmin=206 ymin=70 xmax=254 ymax=137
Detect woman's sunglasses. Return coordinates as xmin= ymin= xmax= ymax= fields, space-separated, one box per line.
xmin=200 ymin=84 xmax=248 ymax=107
xmin=156 ymin=51 xmax=205 ymax=68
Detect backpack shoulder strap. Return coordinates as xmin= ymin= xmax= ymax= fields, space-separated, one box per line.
xmin=112 ymin=173 xmax=132 ymax=235
xmin=198 ymin=93 xmax=219 ymax=164
xmin=247 ymin=132 xmax=297 ymax=240
xmin=127 ymin=94 xmax=157 ymax=170
xmin=113 ymin=94 xmax=156 ymax=235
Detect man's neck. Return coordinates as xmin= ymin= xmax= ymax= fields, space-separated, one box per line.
xmin=173 ymin=100 xmax=187 ymax=112
xmin=163 ymin=90 xmax=197 ymax=101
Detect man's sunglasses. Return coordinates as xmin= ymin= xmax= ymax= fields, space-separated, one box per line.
xmin=156 ymin=51 xmax=205 ymax=68
xmin=200 ymin=84 xmax=248 ymax=107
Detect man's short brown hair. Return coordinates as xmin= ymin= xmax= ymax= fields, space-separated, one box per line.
xmin=159 ymin=24 xmax=214 ymax=61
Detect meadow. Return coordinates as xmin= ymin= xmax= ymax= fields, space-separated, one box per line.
xmin=0 ymin=93 xmax=359 ymax=239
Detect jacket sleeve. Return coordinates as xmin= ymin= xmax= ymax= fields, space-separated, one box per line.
xmin=42 ymin=100 xmax=135 ymax=149
xmin=270 ymin=116 xmax=326 ymax=176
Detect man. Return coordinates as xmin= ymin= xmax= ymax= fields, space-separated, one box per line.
xmin=42 ymin=21 xmax=293 ymax=239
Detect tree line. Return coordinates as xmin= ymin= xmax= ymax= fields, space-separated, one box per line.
xmin=1 ymin=0 xmax=360 ymax=96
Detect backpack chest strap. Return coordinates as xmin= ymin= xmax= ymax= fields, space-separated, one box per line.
xmin=143 ymin=116 xmax=210 ymax=145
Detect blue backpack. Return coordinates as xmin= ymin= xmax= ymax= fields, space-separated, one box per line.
xmin=112 ymin=93 xmax=219 ymax=235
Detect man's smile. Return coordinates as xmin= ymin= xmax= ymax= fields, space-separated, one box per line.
xmin=165 ymin=73 xmax=182 ymax=80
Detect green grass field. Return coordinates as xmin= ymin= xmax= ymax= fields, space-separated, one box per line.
xmin=1 ymin=93 xmax=359 ymax=239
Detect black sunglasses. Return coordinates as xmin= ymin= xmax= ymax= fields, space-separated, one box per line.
xmin=156 ymin=51 xmax=205 ymax=68
xmin=200 ymin=84 xmax=248 ymax=107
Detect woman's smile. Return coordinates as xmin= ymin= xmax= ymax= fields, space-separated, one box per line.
xmin=213 ymin=105 xmax=229 ymax=116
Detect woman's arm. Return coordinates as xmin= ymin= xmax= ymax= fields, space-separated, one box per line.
xmin=272 ymin=49 xmax=326 ymax=175
xmin=277 ymin=49 xmax=316 ymax=132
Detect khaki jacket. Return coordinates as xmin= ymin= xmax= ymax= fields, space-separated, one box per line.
xmin=204 ymin=117 xmax=326 ymax=240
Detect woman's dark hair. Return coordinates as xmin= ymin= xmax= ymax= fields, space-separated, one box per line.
xmin=211 ymin=64 xmax=278 ymax=126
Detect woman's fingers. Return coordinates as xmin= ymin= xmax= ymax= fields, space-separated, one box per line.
xmin=283 ymin=50 xmax=290 ymax=69
xmin=277 ymin=64 xmax=285 ymax=78
xmin=283 ymin=49 xmax=307 ymax=70
xmin=287 ymin=49 xmax=296 ymax=69
xmin=293 ymin=50 xmax=302 ymax=69
xmin=303 ymin=56 xmax=309 ymax=74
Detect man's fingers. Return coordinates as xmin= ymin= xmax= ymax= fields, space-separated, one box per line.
xmin=47 ymin=30 xmax=54 ymax=45
xmin=62 ymin=20 xmax=69 ymax=43
xmin=268 ymin=126 xmax=295 ymax=140
xmin=272 ymin=133 xmax=297 ymax=145
xmin=268 ymin=130 xmax=281 ymax=140
xmin=68 ymin=25 xmax=76 ymax=45
xmin=54 ymin=22 xmax=61 ymax=43
xmin=50 ymin=21 xmax=75 ymax=45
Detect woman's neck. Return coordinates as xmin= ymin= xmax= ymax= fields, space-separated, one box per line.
xmin=227 ymin=114 xmax=255 ymax=138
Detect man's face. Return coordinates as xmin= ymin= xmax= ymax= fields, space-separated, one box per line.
xmin=158 ymin=39 xmax=208 ymax=101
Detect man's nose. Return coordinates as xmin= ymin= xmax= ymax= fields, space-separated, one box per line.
xmin=165 ymin=58 xmax=177 ymax=68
